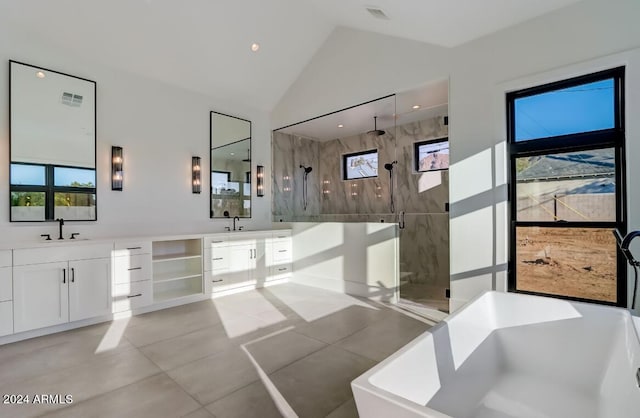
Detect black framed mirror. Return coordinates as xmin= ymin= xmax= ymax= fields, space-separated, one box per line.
xmin=210 ymin=111 xmax=251 ymax=218
xmin=10 ymin=61 xmax=97 ymax=222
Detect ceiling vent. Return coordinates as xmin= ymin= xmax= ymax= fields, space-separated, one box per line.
xmin=365 ymin=7 xmax=389 ymax=20
xmin=61 ymin=92 xmax=83 ymax=107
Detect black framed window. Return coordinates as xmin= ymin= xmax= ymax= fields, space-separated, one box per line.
xmin=414 ymin=138 xmax=449 ymax=172
xmin=507 ymin=67 xmax=626 ymax=306
xmin=343 ymin=149 xmax=378 ymax=180
xmin=10 ymin=162 xmax=96 ymax=221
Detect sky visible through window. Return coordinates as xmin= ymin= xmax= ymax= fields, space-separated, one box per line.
xmin=514 ymin=78 xmax=615 ymax=141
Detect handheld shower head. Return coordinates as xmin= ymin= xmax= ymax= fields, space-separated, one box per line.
xmin=383 ymin=161 xmax=397 ymax=171
xmin=300 ymin=165 xmax=313 ymax=174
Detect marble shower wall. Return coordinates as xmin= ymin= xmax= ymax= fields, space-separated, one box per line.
xmin=319 ymin=130 xmax=395 ymax=215
xmin=272 ymin=131 xmax=321 ymax=220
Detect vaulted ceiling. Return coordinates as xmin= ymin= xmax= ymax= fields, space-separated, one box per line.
xmin=0 ymin=0 xmax=584 ymax=111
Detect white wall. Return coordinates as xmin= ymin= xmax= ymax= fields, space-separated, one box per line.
xmin=272 ymin=0 xmax=640 ymax=312
xmin=0 ymin=24 xmax=273 ymax=246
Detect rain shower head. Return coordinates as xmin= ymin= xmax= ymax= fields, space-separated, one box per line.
xmin=300 ymin=164 xmax=313 ymax=174
xmin=367 ymin=116 xmax=385 ymax=136
xmin=384 ymin=161 xmax=397 ymax=171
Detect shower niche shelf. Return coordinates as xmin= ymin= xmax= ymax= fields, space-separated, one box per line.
xmin=152 ymin=238 xmax=203 ymax=302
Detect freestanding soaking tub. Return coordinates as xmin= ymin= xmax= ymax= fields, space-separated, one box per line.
xmin=352 ymin=291 xmax=640 ymax=418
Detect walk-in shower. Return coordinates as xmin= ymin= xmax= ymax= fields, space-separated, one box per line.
xmin=272 ymin=82 xmax=450 ymax=316
xmin=300 ymin=164 xmax=312 ymax=211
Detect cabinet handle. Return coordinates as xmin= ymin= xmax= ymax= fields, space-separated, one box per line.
xmin=71 ymin=267 xmax=75 ymax=283
xmin=127 ymin=293 xmax=142 ymax=298
xmin=212 ymin=257 xmax=224 ymax=261
xmin=212 ymin=279 xmax=223 ymax=282
xmin=278 ymin=249 xmax=287 ymax=253
xmin=62 ymin=268 xmax=66 ymax=284
xmin=126 ymin=246 xmax=142 ymax=250
xmin=127 ymin=267 xmax=142 ymax=271
xmin=277 ymin=236 xmax=287 ymax=238
xmin=278 ymin=267 xmax=287 ymax=271
xmin=212 ymin=240 xmax=224 ymax=243
xmin=249 ymin=249 xmax=252 ymax=259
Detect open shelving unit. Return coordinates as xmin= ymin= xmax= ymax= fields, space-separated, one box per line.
xmin=152 ymin=238 xmax=203 ymax=302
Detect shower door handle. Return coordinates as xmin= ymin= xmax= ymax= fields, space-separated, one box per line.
xmin=399 ymin=211 xmax=406 ymax=230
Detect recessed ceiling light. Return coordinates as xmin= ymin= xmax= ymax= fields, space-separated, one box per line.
xmin=412 ymin=105 xmax=421 ymax=109
xmin=251 ymin=43 xmax=260 ymax=52
xmin=230 ymin=152 xmax=235 ymax=156
xmin=337 ymin=124 xmax=344 ymax=128
xmin=36 ymin=71 xmax=45 ymax=79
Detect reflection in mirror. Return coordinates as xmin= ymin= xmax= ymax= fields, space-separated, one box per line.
xmin=210 ymin=112 xmax=251 ymax=218
xmin=10 ymin=61 xmax=97 ymax=221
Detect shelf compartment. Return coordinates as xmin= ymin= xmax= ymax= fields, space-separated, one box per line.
xmin=153 ymin=276 xmax=202 ymax=302
xmin=152 ymin=239 xmax=202 ymax=261
xmin=153 ymin=254 xmax=202 ymax=262
xmin=154 ymin=273 xmax=202 ymax=284
xmin=152 ymin=257 xmax=202 ymax=282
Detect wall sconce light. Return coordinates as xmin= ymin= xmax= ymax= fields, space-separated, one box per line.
xmin=256 ymin=165 xmax=264 ymax=197
xmin=111 ymin=146 xmax=123 ymax=191
xmin=192 ymin=156 xmax=201 ymax=194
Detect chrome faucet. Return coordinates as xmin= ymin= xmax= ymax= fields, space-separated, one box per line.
xmin=56 ymin=218 xmax=65 ymax=240
xmin=233 ymin=216 xmax=240 ymax=231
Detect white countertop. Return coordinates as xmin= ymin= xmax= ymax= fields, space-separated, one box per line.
xmin=0 ymin=228 xmax=291 ymax=251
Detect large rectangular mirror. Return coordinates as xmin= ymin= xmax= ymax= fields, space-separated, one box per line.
xmin=10 ymin=61 xmax=97 ymax=222
xmin=210 ymin=112 xmax=251 ymax=218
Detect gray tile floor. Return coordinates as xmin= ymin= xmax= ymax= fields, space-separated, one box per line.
xmin=0 ymin=283 xmax=433 ymax=418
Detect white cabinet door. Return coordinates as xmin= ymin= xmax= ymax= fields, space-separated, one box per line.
xmin=13 ymin=262 xmax=69 ymax=333
xmin=69 ymin=258 xmax=111 ymax=321
xmin=229 ymin=245 xmax=252 ymax=284
xmin=250 ymin=242 xmax=267 ymax=282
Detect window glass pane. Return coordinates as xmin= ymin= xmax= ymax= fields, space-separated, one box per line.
xmin=515 ymin=227 xmax=616 ymax=302
xmin=416 ymin=139 xmax=449 ymax=172
xmin=344 ymin=150 xmax=378 ymax=180
xmin=11 ymin=164 xmax=45 ymax=186
xmin=515 ymin=148 xmax=615 ymax=222
xmin=54 ymin=192 xmax=96 ymax=221
xmin=11 ymin=191 xmax=46 ymax=221
xmin=514 ymin=78 xmax=615 ymax=141
xmin=211 ymin=171 xmax=230 ymax=194
xmin=54 ymin=167 xmax=96 ymax=188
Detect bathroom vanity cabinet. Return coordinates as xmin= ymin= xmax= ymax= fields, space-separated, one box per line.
xmin=0 ymin=250 xmax=13 ymax=336
xmin=204 ymin=231 xmax=293 ymax=293
xmin=12 ymin=244 xmax=112 ymax=333
xmin=0 ymin=229 xmax=292 ymax=344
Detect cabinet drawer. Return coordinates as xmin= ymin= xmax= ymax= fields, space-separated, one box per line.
xmin=0 ymin=267 xmax=12 ymax=302
xmin=14 ymin=244 xmax=112 ymax=266
xmin=113 ymin=281 xmax=152 ymax=313
xmin=0 ymin=250 xmax=11 ymax=268
xmin=113 ymin=254 xmax=152 ymax=284
xmin=210 ymin=272 xmax=252 ymax=291
xmin=206 ymin=236 xmax=229 ymax=249
xmin=271 ymin=230 xmax=292 ymax=241
xmin=0 ymin=301 xmax=13 ymax=337
xmin=272 ymin=241 xmax=293 ymax=262
xmin=269 ymin=263 xmax=292 ymax=280
xmin=113 ymin=241 xmax=151 ymax=257
xmin=210 ymin=246 xmax=230 ymax=271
